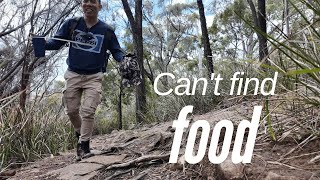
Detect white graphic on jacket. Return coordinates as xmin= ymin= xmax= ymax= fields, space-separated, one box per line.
xmin=72 ymin=29 xmax=104 ymax=53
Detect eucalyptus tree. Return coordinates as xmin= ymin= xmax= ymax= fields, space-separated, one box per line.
xmin=121 ymin=0 xmax=147 ymax=124
xmin=197 ymin=0 xmax=214 ymax=76
xmin=247 ymin=0 xmax=268 ymax=61
xmin=0 ymin=0 xmax=80 ymax=109
xmin=143 ymin=1 xmax=200 ymax=85
xmin=209 ymin=0 xmax=256 ymax=61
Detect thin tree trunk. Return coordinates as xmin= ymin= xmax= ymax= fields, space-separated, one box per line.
xmin=257 ymin=0 xmax=268 ymax=60
xmin=197 ymin=0 xmax=214 ymax=77
xmin=19 ymin=0 xmax=38 ymax=111
xmin=118 ymin=77 xmax=123 ymax=130
xmin=19 ymin=59 xmax=30 ymax=111
xmin=285 ymin=0 xmax=290 ymax=35
xmin=121 ymin=0 xmax=146 ymax=124
xmin=247 ymin=0 xmax=268 ymax=61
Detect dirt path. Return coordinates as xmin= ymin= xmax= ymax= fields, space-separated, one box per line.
xmin=6 ymin=104 xmax=320 ymax=180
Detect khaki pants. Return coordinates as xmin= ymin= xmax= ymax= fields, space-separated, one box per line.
xmin=62 ymin=70 xmax=103 ymax=141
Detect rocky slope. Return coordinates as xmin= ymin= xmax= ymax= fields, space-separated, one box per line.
xmin=5 ymin=103 xmax=320 ymax=180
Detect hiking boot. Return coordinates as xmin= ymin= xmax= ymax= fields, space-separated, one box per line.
xmin=80 ymin=140 xmax=94 ymax=159
xmin=76 ymin=142 xmax=82 ymax=161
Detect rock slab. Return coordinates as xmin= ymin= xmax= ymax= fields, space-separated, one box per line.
xmin=47 ymin=163 xmax=103 ymax=180
xmin=81 ymin=154 xmax=127 ymax=165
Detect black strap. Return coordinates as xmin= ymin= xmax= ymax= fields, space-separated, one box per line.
xmin=69 ymin=17 xmax=81 ymax=40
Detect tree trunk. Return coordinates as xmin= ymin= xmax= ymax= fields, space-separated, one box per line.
xmin=197 ymin=0 xmax=214 ymax=77
xmin=118 ymin=77 xmax=123 ymax=130
xmin=247 ymin=0 xmax=268 ymax=61
xmin=134 ymin=0 xmax=146 ymax=124
xmin=257 ymin=0 xmax=268 ymax=60
xmin=121 ymin=0 xmax=147 ymax=124
xmin=19 ymin=59 xmax=30 ymax=111
xmin=285 ymin=0 xmax=290 ymax=35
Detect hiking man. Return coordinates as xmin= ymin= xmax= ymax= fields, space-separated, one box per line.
xmin=43 ymin=0 xmax=125 ymax=160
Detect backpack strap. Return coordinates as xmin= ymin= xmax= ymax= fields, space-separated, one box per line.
xmin=69 ymin=17 xmax=81 ymax=40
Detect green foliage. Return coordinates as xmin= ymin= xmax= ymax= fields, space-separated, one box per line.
xmin=94 ymin=115 xmax=119 ymax=135
xmin=97 ymin=59 xmax=137 ymax=132
xmin=0 ymin=95 xmax=74 ymax=171
xmin=209 ymin=0 xmax=255 ymax=59
xmin=233 ymin=0 xmax=320 ymax=139
xmin=165 ymin=3 xmax=197 ymax=16
xmin=265 ymin=97 xmax=277 ymax=141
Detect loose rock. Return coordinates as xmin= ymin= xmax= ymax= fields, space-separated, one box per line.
xmin=216 ymin=153 xmax=244 ymax=180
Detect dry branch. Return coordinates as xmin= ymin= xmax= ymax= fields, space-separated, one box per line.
xmin=104 ymin=169 xmax=131 ymax=180
xmin=106 ymin=154 xmax=170 ymax=170
xmin=132 ymin=170 xmax=149 ymax=180
xmin=267 ymin=161 xmax=305 ymax=171
xmin=280 ymin=135 xmax=317 ymax=161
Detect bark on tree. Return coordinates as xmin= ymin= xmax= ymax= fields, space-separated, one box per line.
xmin=121 ymin=0 xmax=147 ymax=123
xmin=247 ymin=0 xmax=268 ymax=61
xmin=118 ymin=77 xmax=123 ymax=130
xmin=197 ymin=0 xmax=214 ymax=76
xmin=285 ymin=0 xmax=290 ymax=35
xmin=19 ymin=58 xmax=30 ymax=111
xmin=19 ymin=0 xmax=39 ymax=111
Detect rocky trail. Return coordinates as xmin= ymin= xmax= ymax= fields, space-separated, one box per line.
xmin=4 ymin=103 xmax=320 ymax=180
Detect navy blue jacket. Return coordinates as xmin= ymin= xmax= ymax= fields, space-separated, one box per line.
xmin=45 ymin=17 xmax=124 ymax=74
